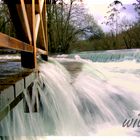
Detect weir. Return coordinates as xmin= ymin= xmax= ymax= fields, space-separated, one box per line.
xmin=0 ymin=72 xmax=36 ymax=121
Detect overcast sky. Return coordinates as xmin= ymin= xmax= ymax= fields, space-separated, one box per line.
xmin=83 ymin=0 xmax=138 ymax=32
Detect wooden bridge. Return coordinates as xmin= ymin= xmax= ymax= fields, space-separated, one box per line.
xmin=0 ymin=0 xmax=49 ymax=121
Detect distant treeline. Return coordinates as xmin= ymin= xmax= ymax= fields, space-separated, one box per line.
xmin=69 ymin=22 xmax=140 ymax=52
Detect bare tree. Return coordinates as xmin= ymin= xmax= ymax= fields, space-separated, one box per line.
xmin=103 ymin=0 xmax=126 ymax=36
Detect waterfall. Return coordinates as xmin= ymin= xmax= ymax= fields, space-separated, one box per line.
xmin=69 ymin=49 xmax=140 ymax=62
xmin=1 ymin=50 xmax=140 ymax=139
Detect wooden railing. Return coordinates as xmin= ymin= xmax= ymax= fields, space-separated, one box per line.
xmin=0 ymin=0 xmax=48 ymax=68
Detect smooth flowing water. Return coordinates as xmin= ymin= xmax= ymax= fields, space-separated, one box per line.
xmin=1 ymin=49 xmax=140 ymax=139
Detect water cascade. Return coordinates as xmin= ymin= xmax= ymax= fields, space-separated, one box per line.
xmin=69 ymin=49 xmax=140 ymax=62
xmin=1 ymin=50 xmax=140 ymax=139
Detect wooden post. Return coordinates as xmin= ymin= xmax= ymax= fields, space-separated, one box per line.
xmin=20 ymin=0 xmax=32 ymax=44
xmin=39 ymin=0 xmax=48 ymax=61
xmin=32 ymin=0 xmax=37 ymax=68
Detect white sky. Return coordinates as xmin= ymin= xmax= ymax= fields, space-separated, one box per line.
xmin=84 ymin=0 xmax=135 ymax=14
xmin=83 ymin=0 xmax=137 ymax=32
xmin=84 ymin=0 xmax=135 ymax=5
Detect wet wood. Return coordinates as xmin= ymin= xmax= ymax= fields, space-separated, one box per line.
xmin=0 ymin=33 xmax=33 ymax=52
xmin=32 ymin=0 xmax=37 ymax=68
xmin=35 ymin=14 xmax=40 ymax=41
xmin=2 ymin=0 xmax=48 ymax=69
xmin=20 ymin=0 xmax=32 ymax=44
xmin=39 ymin=0 xmax=47 ymax=50
xmin=37 ymin=48 xmax=47 ymax=55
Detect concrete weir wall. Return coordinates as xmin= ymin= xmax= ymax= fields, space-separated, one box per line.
xmin=0 ymin=72 xmax=36 ymax=121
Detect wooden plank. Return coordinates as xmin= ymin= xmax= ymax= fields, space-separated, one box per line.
xmin=34 ymin=0 xmax=44 ymax=40
xmin=43 ymin=1 xmax=48 ymax=54
xmin=35 ymin=14 xmax=40 ymax=41
xmin=38 ymin=25 xmax=47 ymax=49
xmin=38 ymin=0 xmax=47 ymax=52
xmin=43 ymin=1 xmax=47 ymax=40
xmin=20 ymin=0 xmax=32 ymax=44
xmin=0 ymin=33 xmax=33 ymax=52
xmin=37 ymin=48 xmax=47 ymax=55
xmin=32 ymin=0 xmax=37 ymax=68
xmin=39 ymin=0 xmax=44 ymax=13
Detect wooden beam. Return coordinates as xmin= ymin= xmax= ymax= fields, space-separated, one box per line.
xmin=35 ymin=14 xmax=40 ymax=41
xmin=37 ymin=48 xmax=47 ymax=55
xmin=39 ymin=0 xmax=44 ymax=13
xmin=20 ymin=0 xmax=32 ymax=44
xmin=32 ymin=0 xmax=37 ymax=68
xmin=0 ymin=33 xmax=33 ymax=52
xmin=38 ymin=0 xmax=47 ymax=51
xmin=34 ymin=0 xmax=44 ymax=41
xmin=43 ymin=1 xmax=48 ymax=54
xmin=25 ymin=4 xmax=33 ymax=36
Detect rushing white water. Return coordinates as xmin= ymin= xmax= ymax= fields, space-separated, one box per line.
xmin=69 ymin=49 xmax=140 ymax=62
xmin=1 ymin=51 xmax=140 ymax=139
xmin=55 ymin=57 xmax=140 ymax=136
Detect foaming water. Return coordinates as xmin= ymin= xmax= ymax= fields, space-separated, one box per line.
xmin=1 ymin=54 xmax=140 ymax=138
xmin=56 ymin=56 xmax=140 ymax=135
xmin=72 ymin=58 xmax=140 ymax=135
xmin=37 ymin=58 xmax=89 ymax=135
xmin=69 ymin=49 xmax=140 ymax=62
